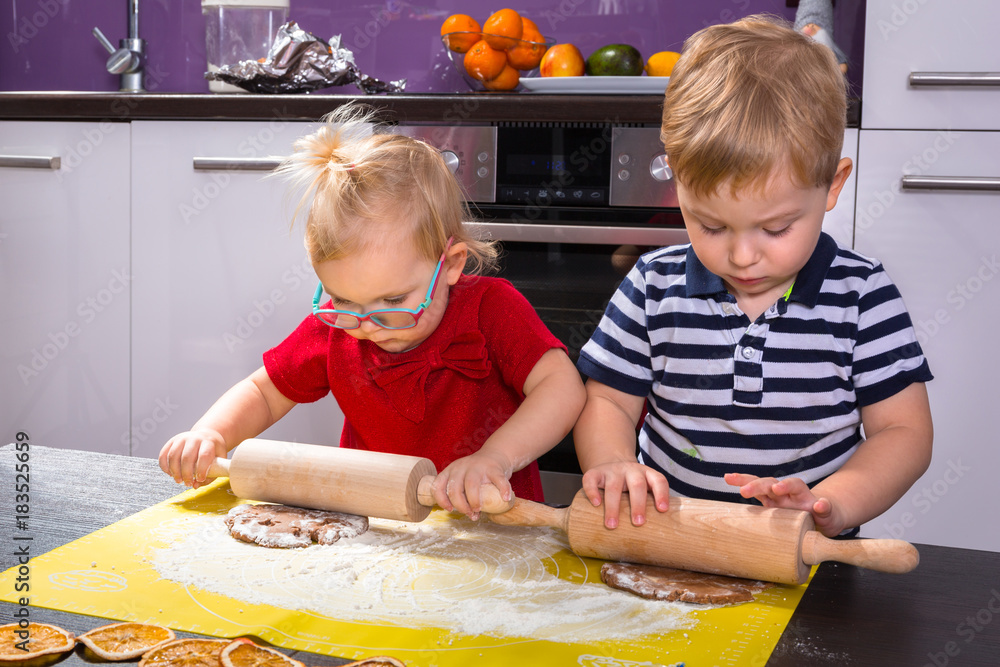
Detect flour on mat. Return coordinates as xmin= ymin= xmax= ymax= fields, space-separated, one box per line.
xmin=150 ymin=512 xmax=695 ymax=642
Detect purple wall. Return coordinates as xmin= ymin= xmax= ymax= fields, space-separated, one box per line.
xmin=1 ymin=1 xmax=864 ymax=95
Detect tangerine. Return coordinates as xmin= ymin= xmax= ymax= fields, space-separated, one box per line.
xmin=540 ymin=43 xmax=585 ymax=77
xmin=506 ymin=27 xmax=546 ymax=70
xmin=483 ymin=64 xmax=520 ymax=90
xmin=464 ymin=39 xmax=507 ymax=81
xmin=521 ymin=17 xmax=541 ymax=33
xmin=645 ymin=50 xmax=681 ymax=77
xmin=482 ymin=8 xmax=523 ymax=51
xmin=440 ymin=14 xmax=481 ymax=53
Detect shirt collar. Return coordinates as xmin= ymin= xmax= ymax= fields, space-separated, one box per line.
xmin=684 ymin=232 xmax=838 ymax=308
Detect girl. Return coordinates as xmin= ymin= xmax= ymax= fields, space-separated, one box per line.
xmin=159 ymin=104 xmax=585 ymax=519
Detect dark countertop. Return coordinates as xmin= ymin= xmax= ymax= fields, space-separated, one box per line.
xmin=0 ymin=92 xmax=861 ymax=126
xmin=5 ymin=444 xmax=988 ymax=667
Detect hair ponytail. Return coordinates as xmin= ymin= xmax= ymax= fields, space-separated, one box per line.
xmin=276 ymin=103 xmax=497 ymax=274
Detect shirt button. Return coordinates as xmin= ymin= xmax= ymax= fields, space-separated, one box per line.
xmin=741 ymin=347 xmax=755 ymax=359
xmin=722 ymin=303 xmax=734 ymax=314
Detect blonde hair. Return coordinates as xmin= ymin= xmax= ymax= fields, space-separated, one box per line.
xmin=277 ymin=103 xmax=497 ymax=273
xmin=660 ymin=14 xmax=847 ymax=198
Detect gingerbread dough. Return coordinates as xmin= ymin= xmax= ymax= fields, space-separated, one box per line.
xmin=224 ymin=503 xmax=369 ymax=549
xmin=601 ymin=562 xmax=774 ymax=605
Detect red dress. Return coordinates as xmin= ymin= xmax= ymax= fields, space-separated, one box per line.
xmin=263 ymin=275 xmax=565 ymax=502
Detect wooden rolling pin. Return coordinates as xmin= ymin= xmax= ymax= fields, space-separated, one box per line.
xmin=487 ymin=490 xmax=920 ymax=585
xmin=206 ymin=438 xmax=514 ymax=523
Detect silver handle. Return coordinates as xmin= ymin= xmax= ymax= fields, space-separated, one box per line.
xmin=901 ymin=175 xmax=1000 ymax=192
xmin=0 ymin=155 xmax=61 ymax=169
xmin=193 ymin=157 xmax=283 ymax=171
xmin=909 ymin=72 xmax=1000 ymax=87
xmin=466 ymin=222 xmax=689 ymax=246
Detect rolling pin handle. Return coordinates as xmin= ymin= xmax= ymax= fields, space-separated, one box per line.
xmin=206 ymin=457 xmax=231 ymax=479
xmin=801 ymin=531 xmax=920 ymax=574
xmin=415 ymin=475 xmax=516 ymax=515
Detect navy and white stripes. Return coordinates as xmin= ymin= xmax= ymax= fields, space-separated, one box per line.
xmin=579 ymin=233 xmax=932 ymax=504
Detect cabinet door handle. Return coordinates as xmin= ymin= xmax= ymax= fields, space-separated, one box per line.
xmin=901 ymin=175 xmax=1000 ymax=192
xmin=467 ymin=222 xmax=689 ymax=246
xmin=0 ymin=155 xmax=61 ymax=169
xmin=908 ymin=72 xmax=1000 ymax=87
xmin=192 ymin=157 xmax=283 ymax=171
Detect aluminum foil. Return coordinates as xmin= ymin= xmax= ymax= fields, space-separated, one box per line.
xmin=205 ymin=22 xmax=405 ymax=94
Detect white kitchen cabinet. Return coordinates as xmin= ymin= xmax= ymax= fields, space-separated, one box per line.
xmin=863 ymin=0 xmax=1000 ymax=130
xmin=854 ymin=129 xmax=1000 ymax=552
xmin=0 ymin=121 xmax=130 ymax=453
xmin=130 ymin=121 xmax=344 ymax=460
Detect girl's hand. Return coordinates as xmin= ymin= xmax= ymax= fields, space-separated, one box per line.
xmin=581 ymin=462 xmax=670 ymax=529
xmin=159 ymin=430 xmax=227 ymax=489
xmin=431 ymin=450 xmax=514 ymax=521
xmin=724 ymin=473 xmax=846 ymax=537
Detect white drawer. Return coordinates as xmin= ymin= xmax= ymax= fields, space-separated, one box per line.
xmin=863 ymin=0 xmax=1000 ymax=130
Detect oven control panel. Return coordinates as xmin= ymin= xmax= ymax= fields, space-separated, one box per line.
xmin=393 ymin=125 xmax=497 ymax=204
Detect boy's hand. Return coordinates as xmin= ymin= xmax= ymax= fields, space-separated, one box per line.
xmin=724 ymin=472 xmax=845 ymax=537
xmin=582 ymin=462 xmax=670 ymax=529
xmin=159 ymin=430 xmax=227 ymax=489
xmin=432 ymin=450 xmax=513 ymax=521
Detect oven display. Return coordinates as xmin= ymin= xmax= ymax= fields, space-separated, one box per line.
xmin=496 ymin=126 xmax=611 ymax=206
xmin=506 ymin=154 xmax=569 ymax=176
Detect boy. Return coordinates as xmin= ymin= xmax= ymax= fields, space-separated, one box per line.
xmin=574 ymin=15 xmax=933 ymax=538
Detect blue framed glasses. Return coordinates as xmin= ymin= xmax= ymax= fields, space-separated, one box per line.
xmin=312 ymin=240 xmax=453 ymax=330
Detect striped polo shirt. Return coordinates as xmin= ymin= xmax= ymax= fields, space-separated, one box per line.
xmin=579 ymin=232 xmax=933 ymax=504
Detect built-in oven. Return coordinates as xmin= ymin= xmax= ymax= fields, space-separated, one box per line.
xmin=396 ymin=122 xmax=689 ymax=503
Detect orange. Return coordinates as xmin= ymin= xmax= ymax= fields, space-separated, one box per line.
xmin=521 ymin=17 xmax=541 ymax=33
xmin=78 ymin=622 xmax=175 ymax=661
xmin=540 ymin=43 xmax=585 ymax=77
xmin=482 ymin=8 xmax=523 ymax=51
xmin=440 ymin=14 xmax=481 ymax=53
xmin=645 ymin=50 xmax=681 ymax=77
xmin=506 ymin=27 xmax=546 ymax=70
xmin=483 ymin=64 xmax=520 ymax=90
xmin=0 ymin=623 xmax=75 ymax=666
xmin=138 ymin=638 xmax=231 ymax=667
xmin=464 ymin=39 xmax=507 ymax=81
xmin=220 ymin=639 xmax=305 ymax=667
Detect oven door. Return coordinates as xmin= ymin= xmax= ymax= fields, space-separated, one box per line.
xmin=470 ymin=224 xmax=690 ymax=503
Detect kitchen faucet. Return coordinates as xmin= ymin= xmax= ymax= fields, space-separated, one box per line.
xmin=93 ymin=0 xmax=145 ymax=92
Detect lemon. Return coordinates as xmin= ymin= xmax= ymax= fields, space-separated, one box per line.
xmin=645 ymin=51 xmax=681 ymax=77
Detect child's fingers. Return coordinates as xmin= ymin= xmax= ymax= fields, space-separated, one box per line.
xmin=581 ymin=471 xmax=606 ymax=507
xmin=623 ymin=470 xmax=651 ymax=526
xmin=646 ymin=473 xmax=671 ymax=512
xmin=601 ymin=477 xmax=627 ymax=529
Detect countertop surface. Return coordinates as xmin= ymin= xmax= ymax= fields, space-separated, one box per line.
xmin=0 ymin=91 xmax=861 ymax=126
xmin=3 ymin=444 xmax=994 ymax=666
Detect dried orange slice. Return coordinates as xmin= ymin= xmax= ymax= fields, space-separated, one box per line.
xmin=0 ymin=622 xmax=75 ymax=666
xmin=219 ymin=639 xmax=304 ymax=667
xmin=138 ymin=638 xmax=230 ymax=667
xmin=78 ymin=622 xmax=175 ymax=661
xmin=341 ymin=659 xmax=406 ymax=667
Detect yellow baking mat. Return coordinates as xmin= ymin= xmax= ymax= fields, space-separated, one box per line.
xmin=1 ymin=480 xmax=813 ymax=666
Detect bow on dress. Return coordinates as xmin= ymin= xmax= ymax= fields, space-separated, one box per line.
xmin=368 ymin=330 xmax=492 ymax=422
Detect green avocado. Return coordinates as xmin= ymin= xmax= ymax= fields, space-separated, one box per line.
xmin=585 ymin=44 xmax=644 ymax=76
